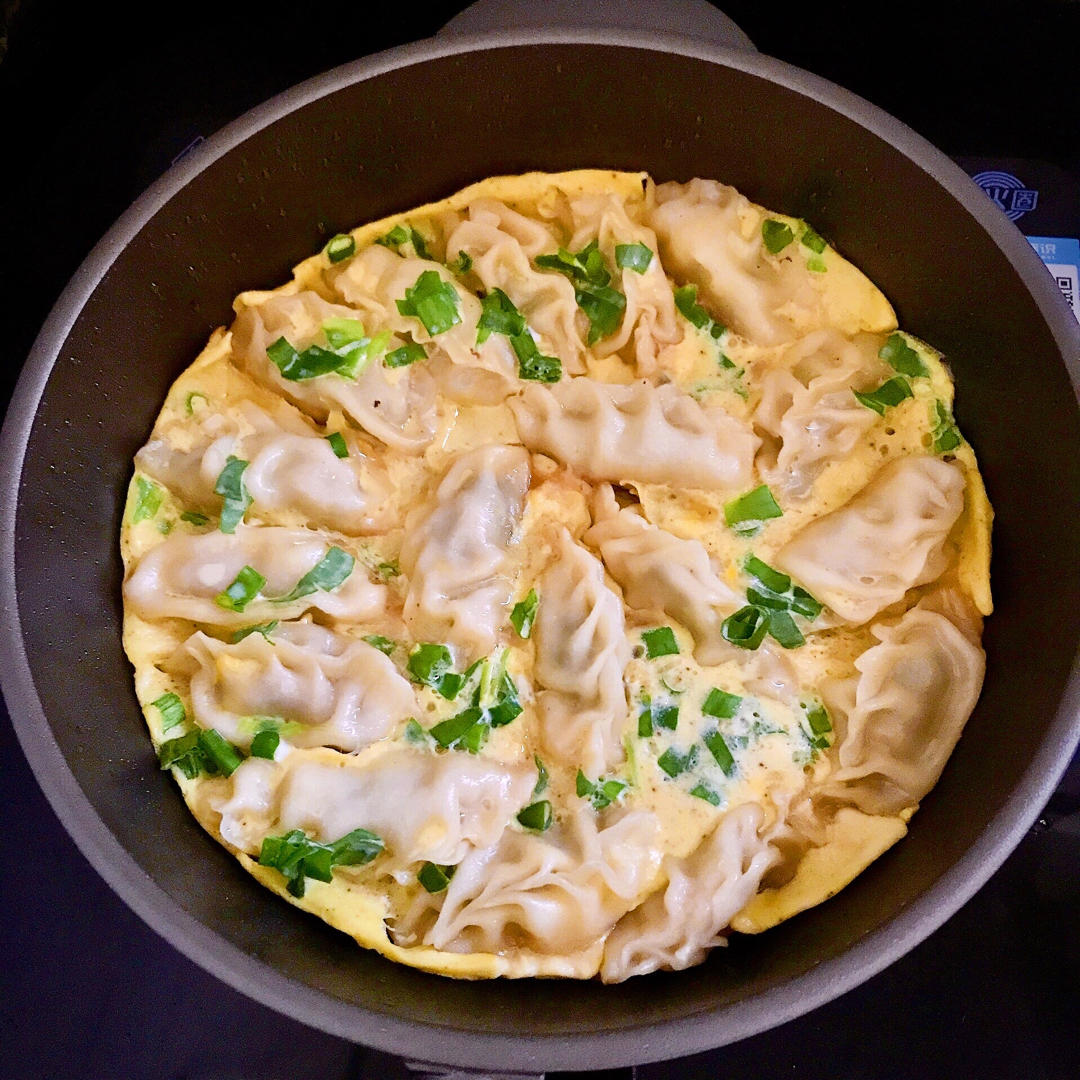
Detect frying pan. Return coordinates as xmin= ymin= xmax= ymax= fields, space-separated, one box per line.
xmin=3 ymin=25 xmax=1079 ymax=1074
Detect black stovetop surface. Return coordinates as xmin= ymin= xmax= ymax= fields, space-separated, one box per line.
xmin=2 ymin=3 xmax=1078 ymax=1078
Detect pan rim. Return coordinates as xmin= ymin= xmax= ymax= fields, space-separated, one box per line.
xmin=2 ymin=27 xmax=1079 ymax=1071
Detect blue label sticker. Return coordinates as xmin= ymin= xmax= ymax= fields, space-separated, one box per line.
xmin=972 ymin=170 xmax=1039 ymax=222
xmin=1027 ymin=235 xmax=1080 ymax=322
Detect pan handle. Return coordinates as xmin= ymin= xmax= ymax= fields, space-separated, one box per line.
xmin=438 ymin=0 xmax=757 ymax=51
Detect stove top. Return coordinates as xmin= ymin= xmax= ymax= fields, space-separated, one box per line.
xmin=2 ymin=3 xmax=1077 ymax=1077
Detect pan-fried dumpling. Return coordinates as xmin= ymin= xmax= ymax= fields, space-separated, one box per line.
xmin=562 ymin=192 xmax=681 ymax=375
xmin=400 ymin=445 xmax=530 ymax=661
xmin=182 ymin=623 xmax=415 ymax=752
xmin=217 ymin=746 xmax=536 ymax=870
xmin=329 ymin=244 xmax=519 ymax=403
xmin=136 ymin=400 xmax=392 ymax=534
xmin=775 ymin=455 xmax=965 ymax=625
xmin=583 ymin=486 xmax=742 ymax=664
xmin=753 ymin=329 xmax=885 ymax=498
xmin=403 ymin=808 xmax=663 ymax=957
xmin=509 ymin=377 xmax=758 ymax=490
xmin=231 ymin=289 xmax=439 ymax=450
xmin=444 ymin=201 xmax=587 ymax=376
xmin=124 ymin=525 xmax=384 ymax=626
xmin=600 ymin=802 xmax=779 ymax=981
xmin=819 ymin=603 xmax=985 ymax=814
xmin=533 ymin=528 xmax=631 ymax=777
xmin=647 ymin=178 xmax=894 ymax=346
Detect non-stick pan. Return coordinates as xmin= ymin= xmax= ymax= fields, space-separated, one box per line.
xmin=3 ymin=28 xmax=1079 ymax=1074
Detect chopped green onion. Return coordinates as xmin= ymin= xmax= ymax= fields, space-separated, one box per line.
xmin=767 ymin=610 xmax=806 ymax=649
xmin=762 ymin=219 xmax=794 ymax=254
xmin=703 ymin=729 xmax=736 ymax=776
xmin=185 ymin=391 xmax=209 ymax=415
xmin=615 ymin=242 xmax=653 ymax=273
xmin=744 ymin=555 xmax=789 ymax=594
xmin=322 ymin=318 xmax=367 ymax=349
xmin=638 ymin=699 xmax=654 ymax=737
xmin=448 ymin=250 xmax=473 ymax=274
xmin=721 ymin=605 xmax=769 ymax=650
xmin=272 ymin=547 xmax=354 ymax=604
xmin=396 ymin=270 xmax=461 ymax=336
xmin=231 ymin=620 xmax=278 ymax=644
xmin=267 ymin=327 xmax=387 ymax=382
xmin=418 ymin=862 xmax=456 ymax=893
xmin=853 ymin=376 xmax=914 ymax=416
xmin=641 ymin=626 xmax=679 ymax=658
xmin=197 ymin=728 xmax=243 ymax=777
xmin=673 ymin=284 xmax=710 ymax=329
xmin=510 ymin=588 xmax=539 ymax=638
xmin=325 ymin=233 xmax=355 ymax=263
xmin=403 ymin=718 xmax=429 ymax=744
xmin=807 ymin=255 xmax=827 ymax=273
xmin=536 ymin=241 xmax=611 ymax=286
xmin=516 ymin=800 xmax=553 ymax=831
xmin=804 ymin=701 xmax=832 ymax=736
xmin=576 ymin=770 xmax=627 ymax=810
xmin=328 ymin=828 xmax=384 ymax=866
xmin=362 ymin=634 xmax=396 ymax=656
xmin=653 ymin=703 xmax=679 ymax=731
xmin=250 ymin=729 xmax=280 ymax=759
xmin=407 ymin=643 xmax=465 ymax=700
xmin=476 ymin=287 xmax=526 ymax=343
xmin=800 ymin=224 xmax=827 ymax=254
xmin=215 ymin=565 xmax=266 ymax=613
xmin=157 ymin=730 xmax=205 ymax=779
xmin=744 ymin=556 xmax=822 ymax=620
xmin=879 ymin=333 xmax=929 ymax=378
xmin=325 ymin=432 xmax=349 ymax=458
xmin=429 ymin=707 xmax=485 ymax=750
xmin=702 ymin=688 xmax=741 ymax=720
xmin=151 ymin=692 xmax=186 ymax=732
xmin=724 ymin=485 xmax=783 ymax=529
xmin=533 ymin=755 xmax=549 ymax=795
xmin=931 ymin=400 xmax=962 ymax=452
xmin=574 ymin=281 xmax=626 ymax=344
xmin=180 ymin=510 xmax=210 ymax=526
xmin=131 ymin=476 xmax=163 ymax=524
xmin=487 ymin=693 xmax=523 ymax=729
xmin=377 ymin=224 xmax=430 ymax=259
xmin=690 ymin=783 xmax=721 ymax=806
xmin=657 ymin=745 xmax=698 ymax=778
xmin=375 ymin=560 xmax=400 ymax=580
xmin=214 ymin=456 xmax=251 ymax=534
xmin=510 ymin=331 xmax=562 ymax=382
xmin=385 ymin=342 xmax=427 ymax=368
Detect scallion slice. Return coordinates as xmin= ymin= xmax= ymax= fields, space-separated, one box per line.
xmin=533 ymin=755 xmax=549 ymax=796
xmin=197 ymin=728 xmax=243 ymax=777
xmin=804 ymin=701 xmax=832 ymax=736
xmin=615 ymin=242 xmax=653 ymax=273
xmin=325 ymin=432 xmax=348 ymax=458
xmin=131 ymin=476 xmax=163 ymax=523
xmin=185 ymin=391 xmax=209 ymax=415
xmin=657 ymin=745 xmax=697 ymax=778
xmin=407 ymin=643 xmax=464 ymax=700
xmin=574 ymin=281 xmax=626 ymax=344
xmin=325 ymin=233 xmax=355 ymax=263
xmin=231 ymin=620 xmax=278 ymax=644
xmin=879 ymin=333 xmax=929 ymax=377
xmin=703 ymin=729 xmax=736 ymax=776
xmin=214 ymin=456 xmax=251 ymax=534
xmin=396 ymin=270 xmax=461 ymax=336
xmin=638 ymin=699 xmax=654 ymax=738
xmin=690 ymin=783 xmax=721 ymax=806
xmin=418 ymin=862 xmax=456 ymax=893
xmin=800 ymin=224 xmax=827 ymax=254
xmin=653 ymin=703 xmax=679 ymax=731
xmin=642 ymin=626 xmax=679 ymax=658
xmin=576 ymin=770 xmax=627 ymax=810
xmin=157 ymin=730 xmax=205 ymax=779
xmin=516 ymin=800 xmax=553 ymax=831
xmin=536 ymin=241 xmax=610 ymax=286
xmin=362 ymin=634 xmax=395 ymax=656
xmin=476 ymin=287 xmax=526 ymax=343
xmin=724 ymin=484 xmax=783 ymax=530
xmin=721 ymin=605 xmax=769 ymax=650
xmin=767 ymin=610 xmax=805 ymax=649
xmin=853 ymin=376 xmax=914 ymax=416
xmin=180 ymin=510 xmax=210 ymax=526
xmin=250 ymin=729 xmax=280 ymax=760
xmin=329 ymin=828 xmax=384 ymax=866
xmin=272 ymin=547 xmax=354 ymax=604
xmin=931 ymin=400 xmax=962 ymax=452
xmin=151 ymin=692 xmax=185 ymax=731
xmin=448 ymin=250 xmax=473 ymax=274
xmin=510 ymin=331 xmax=562 ymax=382
xmin=702 ymin=687 xmax=741 ymax=719
xmin=510 ymin=588 xmax=539 ymax=638
xmin=385 ymin=342 xmax=427 ymax=368
xmin=215 ymin=565 xmax=266 ymax=612
xmin=430 ymin=707 xmax=485 ymax=750
xmin=762 ymin=219 xmax=794 ymax=254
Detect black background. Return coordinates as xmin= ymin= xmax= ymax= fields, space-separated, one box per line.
xmin=2 ymin=2 xmax=1079 ymax=1078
